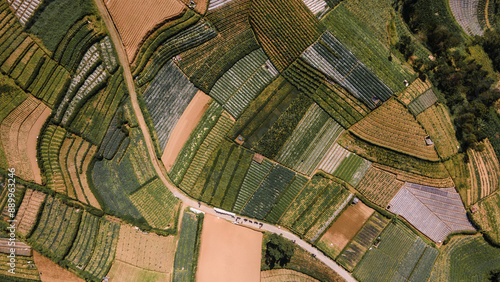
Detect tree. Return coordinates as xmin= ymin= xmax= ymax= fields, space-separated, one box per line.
xmin=264 ymin=234 xmax=295 ymax=269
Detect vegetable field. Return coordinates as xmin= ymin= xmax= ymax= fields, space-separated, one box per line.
xmin=467 ymin=138 xmax=500 ymax=204
xmin=449 ymin=0 xmax=484 ymax=35
xmin=142 ymin=60 xmax=198 ymax=151
xmin=471 ymin=190 xmax=500 ymax=245
xmin=233 ymin=159 xmax=274 ymax=214
xmin=39 ymin=125 xmax=67 ymax=193
xmin=302 ymin=31 xmax=393 ymax=109
xmin=65 ymin=211 xmax=99 ymax=270
xmin=0 ymin=253 xmax=39 ymax=281
xmin=331 ymin=152 xmax=372 ymax=187
xmin=350 ymin=98 xmax=439 ymax=161
xmin=373 ymin=163 xmax=455 ymax=188
xmin=265 ymin=175 xmax=309 ymax=223
xmin=250 ymin=0 xmax=322 ymax=72
xmin=398 ymin=78 xmax=432 ymax=105
xmin=15 ymin=189 xmax=46 ymax=237
xmin=275 ymin=104 xmax=344 ymax=176
xmin=28 ymin=197 xmax=81 ymax=261
xmin=430 ymin=236 xmax=500 ymax=281
xmin=261 ymin=269 xmax=319 ymax=282
xmin=407 ymin=88 xmax=438 ymax=116
xmin=353 ymin=221 xmax=438 ymax=282
xmin=355 ymin=167 xmax=404 ymax=207
xmin=336 ymin=212 xmax=390 ymax=271
xmin=173 ymin=211 xmax=203 ymax=282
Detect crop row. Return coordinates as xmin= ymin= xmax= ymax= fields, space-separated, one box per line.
xmin=471 ymin=191 xmax=500 ymax=245
xmin=142 ymin=60 xmax=198 ymax=150
xmin=99 ymin=36 xmax=118 ymax=73
xmin=65 ymin=211 xmax=100 ymax=269
xmin=336 ymin=212 xmax=390 ymax=271
xmin=449 ymin=0 xmax=484 ymax=36
xmin=407 ymin=88 xmax=438 ymax=116
xmin=97 ymin=113 xmax=127 ymax=160
xmin=349 ymin=98 xmax=439 ymax=161
xmin=129 ymin=177 xmax=181 ymax=229
xmin=355 ymin=167 xmax=404 ymax=207
xmin=265 ymin=175 xmax=309 ymax=223
xmin=28 ymin=197 xmax=82 ymax=261
xmin=233 ymin=159 xmax=274 ymax=213
xmin=173 ymin=212 xmax=202 ymax=282
xmin=26 ymin=56 xmax=70 ymax=107
xmin=15 ymin=189 xmax=46 ymax=237
xmin=331 ymin=153 xmax=372 ymax=187
xmin=40 ymin=125 xmax=67 ymax=193
xmin=398 ymin=78 xmax=432 ymax=105
xmin=8 ymin=0 xmax=41 ymax=25
xmin=241 ymin=164 xmax=296 ymax=219
xmin=372 ymin=163 xmax=455 ymax=188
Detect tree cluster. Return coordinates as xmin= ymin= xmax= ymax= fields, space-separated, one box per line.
xmin=264 ymin=233 xmax=295 ymax=269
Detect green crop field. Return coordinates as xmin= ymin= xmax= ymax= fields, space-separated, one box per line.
xmin=173 ymin=211 xmax=203 ymax=282
xmin=65 ymin=211 xmax=99 ymax=270
xmin=431 ymin=236 xmax=500 ymax=281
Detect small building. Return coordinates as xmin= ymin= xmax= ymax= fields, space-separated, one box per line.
xmin=470 ymin=205 xmax=479 ymax=214
xmin=371 ymin=96 xmax=381 ymax=106
xmin=352 ymin=197 xmax=360 ymax=205
xmin=425 ymin=136 xmax=434 ymax=146
xmin=253 ymin=153 xmax=264 ymax=164
xmin=235 ymin=135 xmax=244 ymax=145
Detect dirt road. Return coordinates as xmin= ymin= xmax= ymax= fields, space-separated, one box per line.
xmin=93 ymin=1 xmax=357 ymax=281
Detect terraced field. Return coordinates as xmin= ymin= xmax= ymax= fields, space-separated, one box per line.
xmin=350 ymin=98 xmax=439 ymax=161
xmin=407 ymin=88 xmax=438 ymax=116
xmin=14 ymin=189 xmax=46 ymax=237
xmin=355 ymin=167 xmax=404 ymax=207
xmin=449 ymin=0 xmax=484 ymax=35
xmin=39 ymin=125 xmax=68 ymax=194
xmin=398 ymin=78 xmax=433 ymax=105
xmin=467 ymin=138 xmax=500 ymax=204
xmin=65 ymin=211 xmax=99 ymax=270
xmin=471 ymin=190 xmax=500 ymax=245
xmin=0 ymin=253 xmax=39 ymax=281
xmin=233 ymin=158 xmax=274 ymax=214
xmin=173 ymin=211 xmax=203 ymax=282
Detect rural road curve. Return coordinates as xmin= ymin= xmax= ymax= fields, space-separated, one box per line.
xmin=94 ymin=1 xmax=357 ymax=281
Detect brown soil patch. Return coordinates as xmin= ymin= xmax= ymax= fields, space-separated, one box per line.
xmin=196 ymin=214 xmax=262 ymax=282
xmin=108 ymin=260 xmax=170 ymax=282
xmin=33 ymin=251 xmax=83 ymax=282
xmin=105 ymin=0 xmax=185 ymax=62
xmin=322 ymin=202 xmax=373 ymax=251
xmin=162 ymin=90 xmax=211 ymax=171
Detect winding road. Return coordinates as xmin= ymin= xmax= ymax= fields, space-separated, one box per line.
xmin=93 ymin=1 xmax=356 ymax=281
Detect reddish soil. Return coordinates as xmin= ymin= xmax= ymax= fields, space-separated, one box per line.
xmin=33 ymin=251 xmax=83 ymax=282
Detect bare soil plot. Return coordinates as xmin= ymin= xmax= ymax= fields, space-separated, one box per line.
xmin=320 ymin=202 xmax=373 ymax=252
xmin=196 ymin=214 xmax=262 ymax=282
xmin=108 ymin=260 xmax=170 ymax=282
xmin=33 ymin=251 xmax=83 ymax=282
xmin=162 ymin=90 xmax=211 ymax=171
xmin=105 ymin=0 xmax=185 ymax=62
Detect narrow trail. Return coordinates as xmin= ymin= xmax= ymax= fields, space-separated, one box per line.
xmin=93 ymin=1 xmax=357 ymax=281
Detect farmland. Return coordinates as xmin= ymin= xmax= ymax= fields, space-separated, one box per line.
xmin=114 ymin=224 xmax=177 ymax=274
xmin=373 ymin=163 xmax=455 ymax=188
xmin=430 ymin=236 xmax=500 ymax=281
xmin=275 ymin=104 xmax=344 ymax=176
xmin=355 ymin=167 xmax=404 ymax=207
xmin=317 ymin=201 xmax=374 ymax=259
xmin=39 ymin=125 xmax=67 ymax=193
xmin=336 ymin=212 xmax=390 ymax=271
xmin=407 ymin=88 xmax=438 ymax=116
xmin=349 ymin=98 xmax=440 ymax=161
xmin=250 ymin=0 xmax=322 ymax=72
xmin=417 ymin=103 xmax=460 ymax=159
xmin=265 ymin=175 xmax=309 ymax=223
xmin=209 ymin=48 xmax=277 ymax=118
xmin=15 ymin=189 xmax=46 ymax=237
xmin=467 ymin=138 xmax=500 ymax=204
xmin=233 ymin=158 xmax=274 ymax=214
xmin=301 ymin=31 xmax=393 ymax=109
xmin=177 ymin=0 xmax=261 ymax=93
xmin=0 ymin=95 xmax=50 ymax=184
xmin=388 ymin=183 xmax=475 ymax=242
xmin=471 ymin=190 xmax=500 ymax=245
xmin=28 ymin=197 xmax=82 ymax=261
xmin=261 ymin=269 xmax=319 ymax=282
xmin=353 ymin=221 xmax=438 ymax=282
xmin=0 ymin=252 xmax=39 ymax=281
xmin=449 ymin=0 xmax=484 ymax=35
xmin=398 ymin=78 xmax=433 ymax=105
xmin=142 ymin=60 xmax=198 ymax=151
xmin=173 ymin=211 xmax=203 ymax=282
xmin=321 ymin=1 xmax=414 ymax=93
xmin=65 ymin=212 xmax=99 ymax=270
xmin=105 ymin=0 xmax=185 ymax=61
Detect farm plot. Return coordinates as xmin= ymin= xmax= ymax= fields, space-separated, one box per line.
xmin=28 ymin=197 xmax=82 ymax=261
xmin=15 ymin=189 xmax=46 ymax=237
xmin=39 ymin=125 xmax=68 ymax=194
xmin=301 ymin=0 xmax=328 ymax=15
xmin=336 ymin=212 xmax=390 ymax=271
xmin=265 ymin=175 xmax=309 ymax=223
xmin=197 ymin=214 xmax=262 ymax=282
xmin=471 ymin=190 xmax=500 ymax=245
xmin=209 ymin=48 xmax=277 ymax=118
xmin=233 ymin=158 xmax=274 ymax=213
xmin=430 ymin=236 xmax=500 ymax=281
xmin=135 ymin=17 xmax=218 ymax=87
xmin=373 ymin=163 xmax=455 ymax=188
xmin=355 ymin=167 xmax=404 ymax=207
xmin=129 ymin=177 xmax=181 ymax=230
xmin=0 ymin=179 xmax=25 ymax=221
xmin=91 ymin=128 xmax=155 ymax=220
xmin=398 ymin=77 xmax=433 ymax=105
xmin=0 ymin=95 xmax=50 ymax=184
xmin=353 ymin=221 xmax=438 ymax=282
xmin=65 ymin=212 xmax=99 ymax=271
xmin=331 ymin=152 xmax=372 ymax=187
xmin=302 ymin=31 xmax=393 ymax=109
xmin=276 ymin=104 xmax=344 ymax=176
xmin=388 ymin=182 xmax=475 ymax=243
xmin=173 ymin=211 xmax=203 ymax=282
xmin=250 ymin=0 xmax=322 ymax=72
xmin=417 ymin=103 xmax=460 ymax=159
xmin=241 ymin=164 xmax=296 ymax=220
xmin=321 ymin=3 xmax=413 ymax=94
xmin=142 ymin=60 xmax=198 ymax=151
xmin=106 ymin=0 xmax=185 ymax=61
xmin=177 ymin=111 xmax=234 ymax=192
xmin=107 ymin=261 xmax=169 ymax=282
xmin=190 ymin=140 xmax=254 ymax=209
xmin=114 ymin=224 xmax=177 ymax=274
xmin=261 ymin=269 xmax=319 ymax=282
xmin=177 ymin=0 xmax=261 ymax=93
xmin=449 ymin=0 xmax=484 ymax=36
xmin=350 ymin=98 xmax=440 ymax=161
xmin=81 ymin=217 xmax=120 ymax=280
xmin=8 ymin=0 xmax=41 ymax=25
xmin=68 ymin=71 xmax=128 ymax=146
xmin=317 ymin=201 xmax=374 ymax=259
xmin=467 ymin=138 xmax=500 ymax=204
xmin=0 ymin=253 xmax=39 ymax=281
xmin=407 ymin=88 xmax=438 ymax=116
xmin=477 ymin=0 xmax=495 ymax=29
